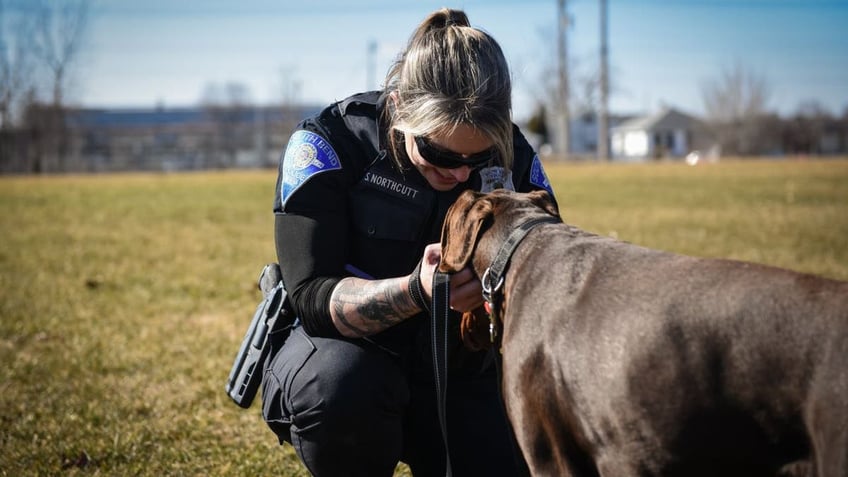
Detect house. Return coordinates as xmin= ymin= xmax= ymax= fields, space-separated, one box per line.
xmin=527 ymin=110 xmax=635 ymax=159
xmin=610 ymin=107 xmax=718 ymax=162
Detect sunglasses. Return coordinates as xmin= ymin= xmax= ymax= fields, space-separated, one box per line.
xmin=414 ymin=136 xmax=497 ymax=169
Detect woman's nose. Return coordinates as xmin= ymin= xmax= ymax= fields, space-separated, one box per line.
xmin=449 ymin=166 xmax=473 ymax=182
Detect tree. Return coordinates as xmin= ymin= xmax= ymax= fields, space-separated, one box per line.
xmin=700 ymin=61 xmax=772 ymax=156
xmin=783 ymin=100 xmax=834 ymax=155
xmin=528 ymin=25 xmax=605 ymax=159
xmin=1 ymin=0 xmax=90 ymax=172
xmin=32 ymin=0 xmax=88 ymax=108
xmin=526 ymin=103 xmax=550 ymax=146
xmin=201 ymin=81 xmax=254 ymax=168
xmin=0 ymin=0 xmax=37 ymax=130
xmin=28 ymin=0 xmax=89 ymax=171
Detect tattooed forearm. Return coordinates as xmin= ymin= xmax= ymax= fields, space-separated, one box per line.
xmin=330 ymin=276 xmax=422 ymax=338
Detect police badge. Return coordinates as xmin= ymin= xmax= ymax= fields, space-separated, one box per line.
xmin=478 ymin=166 xmax=515 ymax=193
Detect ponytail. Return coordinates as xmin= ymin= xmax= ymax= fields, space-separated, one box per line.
xmin=384 ymin=8 xmax=514 ymax=171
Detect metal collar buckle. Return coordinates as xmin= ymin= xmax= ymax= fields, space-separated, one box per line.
xmin=480 ymin=267 xmax=504 ymax=303
xmin=481 ymin=267 xmax=505 ymax=343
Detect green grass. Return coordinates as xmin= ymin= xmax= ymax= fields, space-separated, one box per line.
xmin=1 ymin=160 xmax=847 ymax=476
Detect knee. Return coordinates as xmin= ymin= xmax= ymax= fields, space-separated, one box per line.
xmin=288 ymin=337 xmax=408 ymax=429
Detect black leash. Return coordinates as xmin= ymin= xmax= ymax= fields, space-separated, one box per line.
xmin=431 ymin=270 xmax=453 ymax=477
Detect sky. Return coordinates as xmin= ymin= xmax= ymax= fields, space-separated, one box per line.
xmin=66 ymin=0 xmax=848 ymax=121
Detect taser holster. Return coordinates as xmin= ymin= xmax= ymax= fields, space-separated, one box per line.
xmin=225 ymin=263 xmax=294 ymax=408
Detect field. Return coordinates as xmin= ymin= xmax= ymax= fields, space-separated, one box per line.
xmin=1 ymin=159 xmax=847 ymax=476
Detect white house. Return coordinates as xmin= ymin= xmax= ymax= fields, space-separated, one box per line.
xmin=529 ymin=110 xmax=635 ymax=159
xmin=610 ymin=107 xmax=717 ymax=162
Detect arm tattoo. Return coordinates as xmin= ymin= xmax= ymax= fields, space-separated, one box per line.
xmin=330 ymin=276 xmax=421 ymax=338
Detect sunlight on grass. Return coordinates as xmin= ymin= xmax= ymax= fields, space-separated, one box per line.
xmin=1 ymin=160 xmax=846 ymax=475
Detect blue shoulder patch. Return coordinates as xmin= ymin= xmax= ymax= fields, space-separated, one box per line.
xmin=529 ymin=154 xmax=554 ymax=196
xmin=281 ymin=130 xmax=342 ymax=207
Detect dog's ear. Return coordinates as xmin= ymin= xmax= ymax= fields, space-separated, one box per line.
xmin=527 ymin=189 xmax=560 ymax=218
xmin=439 ymin=190 xmax=493 ymax=273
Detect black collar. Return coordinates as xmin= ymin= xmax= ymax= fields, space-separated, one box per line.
xmin=481 ymin=215 xmax=561 ymax=345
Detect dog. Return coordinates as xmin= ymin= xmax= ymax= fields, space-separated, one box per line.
xmin=439 ymin=189 xmax=848 ymax=477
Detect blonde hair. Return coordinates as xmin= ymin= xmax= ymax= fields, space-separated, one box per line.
xmin=384 ymin=8 xmax=514 ymax=170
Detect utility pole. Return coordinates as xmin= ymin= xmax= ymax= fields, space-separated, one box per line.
xmin=598 ymin=0 xmax=610 ymax=161
xmin=557 ymin=0 xmax=571 ymax=160
xmin=367 ymin=40 xmax=378 ymax=91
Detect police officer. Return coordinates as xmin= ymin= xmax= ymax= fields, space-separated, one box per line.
xmin=261 ymin=8 xmax=557 ymax=477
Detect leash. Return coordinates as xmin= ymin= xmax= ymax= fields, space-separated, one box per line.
xmin=431 ymin=270 xmax=453 ymax=477
xmin=481 ymin=216 xmax=561 ymax=346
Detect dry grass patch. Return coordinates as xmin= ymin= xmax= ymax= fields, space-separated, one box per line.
xmin=1 ymin=160 xmax=846 ymax=475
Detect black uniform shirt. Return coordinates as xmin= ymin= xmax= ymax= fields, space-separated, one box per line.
xmin=273 ymin=91 xmax=556 ymax=351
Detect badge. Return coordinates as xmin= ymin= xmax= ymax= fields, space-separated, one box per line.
xmin=280 ymin=130 xmax=342 ymax=206
xmin=478 ymin=166 xmax=515 ymax=193
xmin=529 ymin=155 xmax=554 ymax=196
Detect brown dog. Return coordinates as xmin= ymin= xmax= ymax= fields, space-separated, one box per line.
xmin=439 ymin=189 xmax=848 ymax=477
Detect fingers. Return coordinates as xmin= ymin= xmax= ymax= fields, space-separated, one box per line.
xmin=416 ymin=243 xmax=483 ymax=312
xmin=449 ymin=268 xmax=483 ymax=312
xmin=423 ymin=243 xmax=442 ymax=265
xmin=418 ymin=243 xmax=442 ymax=301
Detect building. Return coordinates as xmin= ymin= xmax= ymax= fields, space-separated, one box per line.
xmin=610 ymin=107 xmax=718 ymax=162
xmin=0 ymin=103 xmax=322 ymax=174
xmin=530 ymin=110 xmax=634 ymax=160
xmin=65 ymin=104 xmax=322 ymax=172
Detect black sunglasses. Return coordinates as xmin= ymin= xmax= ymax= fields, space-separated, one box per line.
xmin=414 ymin=136 xmax=497 ymax=169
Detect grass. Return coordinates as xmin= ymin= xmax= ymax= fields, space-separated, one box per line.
xmin=1 ymin=159 xmax=847 ymax=476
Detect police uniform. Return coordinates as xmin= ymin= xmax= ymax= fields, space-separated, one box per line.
xmin=262 ymin=91 xmax=556 ymax=477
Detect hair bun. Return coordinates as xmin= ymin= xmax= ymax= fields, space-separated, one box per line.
xmin=433 ymin=8 xmax=470 ymax=29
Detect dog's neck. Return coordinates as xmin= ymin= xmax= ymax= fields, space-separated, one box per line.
xmin=471 ymin=211 xmax=561 ymax=278
xmin=475 ymin=213 xmax=561 ymax=301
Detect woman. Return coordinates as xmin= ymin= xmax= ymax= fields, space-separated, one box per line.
xmin=262 ymin=8 xmax=556 ymax=476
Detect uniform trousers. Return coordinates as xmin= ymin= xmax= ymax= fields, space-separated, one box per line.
xmin=261 ymin=325 xmax=527 ymax=477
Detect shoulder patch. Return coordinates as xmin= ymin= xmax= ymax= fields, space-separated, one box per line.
xmin=478 ymin=166 xmax=515 ymax=193
xmin=529 ymin=155 xmax=554 ymax=196
xmin=281 ymin=130 xmax=342 ymax=206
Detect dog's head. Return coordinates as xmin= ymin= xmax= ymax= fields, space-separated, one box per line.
xmin=439 ymin=189 xmax=560 ymax=351
xmin=439 ymin=189 xmax=560 ymax=274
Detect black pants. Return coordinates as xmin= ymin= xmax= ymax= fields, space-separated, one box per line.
xmin=261 ymin=325 xmax=526 ymax=477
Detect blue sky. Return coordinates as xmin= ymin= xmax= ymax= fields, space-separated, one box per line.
xmin=74 ymin=0 xmax=848 ymax=120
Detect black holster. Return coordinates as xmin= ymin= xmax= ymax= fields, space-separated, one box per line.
xmin=225 ymin=263 xmax=295 ymax=408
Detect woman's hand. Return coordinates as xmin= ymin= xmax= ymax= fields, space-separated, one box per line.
xmin=417 ymin=243 xmax=483 ymax=313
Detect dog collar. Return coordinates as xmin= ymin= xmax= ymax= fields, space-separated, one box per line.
xmin=481 ymin=215 xmax=561 ymax=345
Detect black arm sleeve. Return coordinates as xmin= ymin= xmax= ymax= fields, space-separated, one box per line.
xmin=275 ymin=214 xmax=343 ymax=338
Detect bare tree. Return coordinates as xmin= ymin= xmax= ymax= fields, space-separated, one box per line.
xmin=32 ymin=0 xmax=88 ymax=107
xmin=783 ymin=100 xmax=835 ymax=155
xmin=26 ymin=0 xmax=89 ymax=171
xmin=527 ymin=23 xmax=605 ymax=159
xmin=701 ymin=61 xmax=772 ymax=155
xmin=201 ymin=81 xmax=254 ymax=168
xmin=0 ymin=0 xmax=37 ymax=130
